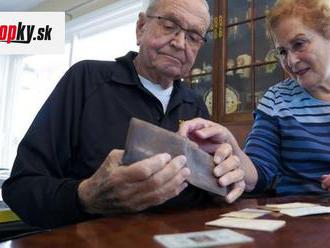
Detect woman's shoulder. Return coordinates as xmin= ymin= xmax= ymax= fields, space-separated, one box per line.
xmin=266 ymin=78 xmax=301 ymax=96
xmin=257 ymin=79 xmax=303 ymax=116
xmin=260 ymin=78 xmax=305 ymax=103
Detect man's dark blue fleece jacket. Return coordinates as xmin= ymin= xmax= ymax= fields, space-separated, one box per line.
xmin=2 ymin=51 xmax=211 ymax=228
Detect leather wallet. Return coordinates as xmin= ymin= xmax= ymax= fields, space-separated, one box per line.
xmin=122 ymin=118 xmax=227 ymax=196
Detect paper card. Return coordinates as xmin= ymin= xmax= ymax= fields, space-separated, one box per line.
xmin=280 ymin=206 xmax=330 ymax=217
xmin=153 ymin=229 xmax=253 ymax=248
xmin=221 ymin=208 xmax=271 ymax=219
xmin=265 ymin=202 xmax=319 ymax=210
xmin=206 ymin=217 xmax=286 ymax=232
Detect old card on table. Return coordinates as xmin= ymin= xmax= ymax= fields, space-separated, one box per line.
xmin=154 ymin=229 xmax=253 ymax=248
xmin=280 ymin=206 xmax=330 ymax=217
xmin=265 ymin=202 xmax=318 ymax=210
xmin=221 ymin=208 xmax=271 ymax=219
xmin=206 ymin=217 xmax=286 ymax=232
xmin=122 ymin=118 xmax=227 ymax=196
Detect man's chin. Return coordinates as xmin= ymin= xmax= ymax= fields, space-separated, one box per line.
xmin=159 ymin=67 xmax=182 ymax=79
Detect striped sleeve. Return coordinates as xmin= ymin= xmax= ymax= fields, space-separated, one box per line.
xmin=244 ymin=109 xmax=281 ymax=193
xmin=244 ymin=80 xmax=287 ymax=193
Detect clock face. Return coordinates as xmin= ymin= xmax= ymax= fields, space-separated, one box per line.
xmin=204 ymin=90 xmax=212 ymax=115
xmin=225 ymin=87 xmax=240 ymax=114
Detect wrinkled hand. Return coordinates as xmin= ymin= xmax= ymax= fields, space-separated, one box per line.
xmin=78 ymin=149 xmax=191 ymax=214
xmin=178 ymin=118 xmax=245 ymax=203
xmin=178 ymin=118 xmax=236 ymax=153
xmin=213 ymin=143 xmax=245 ymax=203
xmin=321 ymin=174 xmax=330 ymax=191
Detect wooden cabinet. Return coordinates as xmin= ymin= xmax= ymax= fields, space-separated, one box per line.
xmin=184 ymin=0 xmax=285 ymax=146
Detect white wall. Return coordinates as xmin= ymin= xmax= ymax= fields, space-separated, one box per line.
xmin=32 ymin=0 xmax=149 ymax=21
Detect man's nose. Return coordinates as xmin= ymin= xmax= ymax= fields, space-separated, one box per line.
xmin=171 ymin=30 xmax=186 ymax=50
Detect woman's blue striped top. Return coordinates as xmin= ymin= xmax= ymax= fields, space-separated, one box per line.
xmin=244 ymin=78 xmax=330 ymax=195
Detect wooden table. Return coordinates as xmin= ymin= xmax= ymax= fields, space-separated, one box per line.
xmin=2 ymin=195 xmax=330 ymax=247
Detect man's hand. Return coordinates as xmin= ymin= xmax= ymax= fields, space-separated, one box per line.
xmin=178 ymin=118 xmax=245 ymax=203
xmin=213 ymin=143 xmax=245 ymax=203
xmin=78 ymin=149 xmax=191 ymax=214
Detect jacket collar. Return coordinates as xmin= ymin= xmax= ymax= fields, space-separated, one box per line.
xmin=110 ymin=51 xmax=194 ymax=104
xmin=110 ymin=51 xmax=140 ymax=86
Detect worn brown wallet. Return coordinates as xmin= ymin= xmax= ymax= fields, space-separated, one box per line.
xmin=122 ymin=118 xmax=227 ymax=196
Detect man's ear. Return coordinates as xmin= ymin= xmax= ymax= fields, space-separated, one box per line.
xmin=324 ymin=25 xmax=330 ymax=40
xmin=136 ymin=12 xmax=147 ymax=45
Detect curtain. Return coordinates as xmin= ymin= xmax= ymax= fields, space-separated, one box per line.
xmin=0 ymin=56 xmax=24 ymax=170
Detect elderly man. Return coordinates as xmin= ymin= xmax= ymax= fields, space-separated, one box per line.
xmin=3 ymin=0 xmax=244 ymax=228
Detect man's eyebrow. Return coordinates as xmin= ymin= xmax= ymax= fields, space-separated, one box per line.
xmin=164 ymin=13 xmax=204 ymax=33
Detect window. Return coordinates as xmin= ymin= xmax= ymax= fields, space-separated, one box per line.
xmin=72 ymin=21 xmax=138 ymax=63
xmin=0 ymin=0 xmax=144 ymax=171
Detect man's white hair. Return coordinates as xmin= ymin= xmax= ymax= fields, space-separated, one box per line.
xmin=146 ymin=0 xmax=210 ymax=14
xmin=146 ymin=0 xmax=211 ymax=29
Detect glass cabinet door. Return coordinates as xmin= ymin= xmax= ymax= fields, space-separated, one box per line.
xmin=254 ymin=17 xmax=283 ymax=105
xmin=183 ymin=0 xmax=283 ymax=122
xmin=226 ymin=21 xmax=252 ymax=113
xmin=220 ymin=0 xmax=283 ymax=122
xmin=183 ymin=0 xmax=216 ymax=116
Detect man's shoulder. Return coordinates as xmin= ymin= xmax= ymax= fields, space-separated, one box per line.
xmin=175 ymin=81 xmax=204 ymax=104
xmin=70 ymin=60 xmax=117 ymax=74
xmin=175 ymin=81 xmax=201 ymax=97
xmin=69 ymin=51 xmax=137 ymax=75
xmin=66 ymin=59 xmax=134 ymax=85
xmin=67 ymin=52 xmax=138 ymax=84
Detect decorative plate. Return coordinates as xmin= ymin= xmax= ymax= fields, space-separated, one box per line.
xmin=226 ymin=86 xmax=240 ymax=114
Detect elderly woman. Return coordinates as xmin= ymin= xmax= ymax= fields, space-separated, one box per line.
xmin=179 ymin=0 xmax=330 ymax=197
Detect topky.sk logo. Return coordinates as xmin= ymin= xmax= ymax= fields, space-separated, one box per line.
xmin=0 ymin=12 xmax=64 ymax=54
xmin=0 ymin=22 xmax=52 ymax=44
